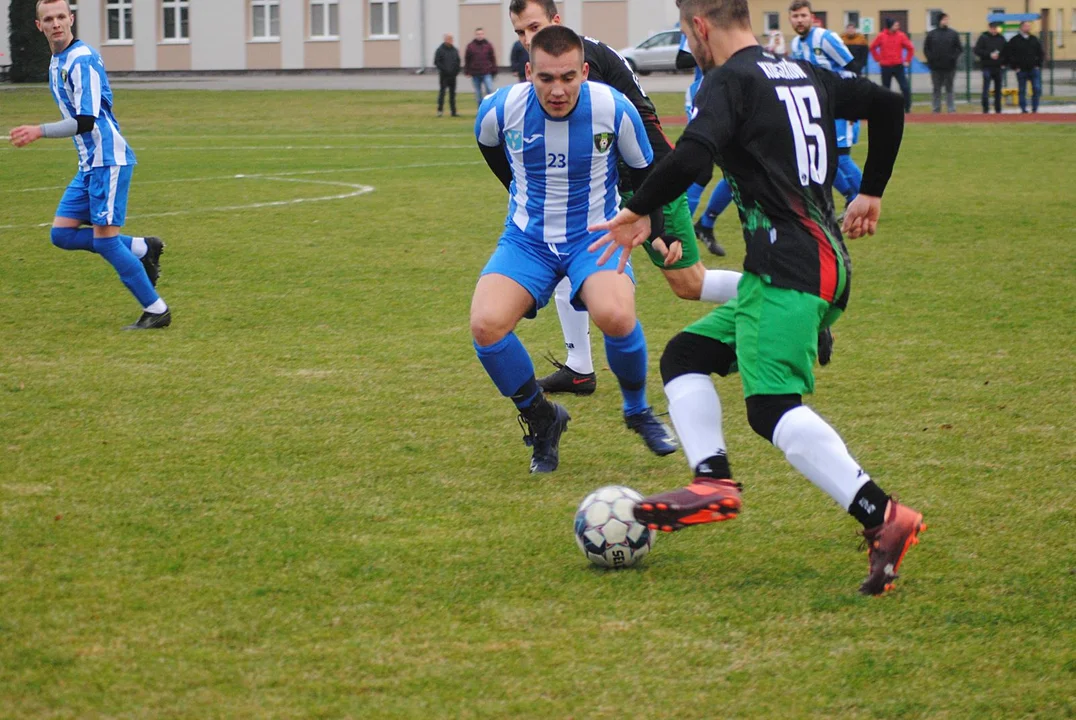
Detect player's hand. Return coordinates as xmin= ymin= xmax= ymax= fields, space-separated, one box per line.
xmin=9 ymin=125 xmax=43 ymax=148
xmin=651 ymin=236 xmax=683 ymax=267
xmin=588 ymin=208 xmax=650 ymax=273
xmin=841 ymin=194 xmax=882 ymax=239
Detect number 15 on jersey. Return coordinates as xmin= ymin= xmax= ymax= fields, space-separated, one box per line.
xmin=776 ymin=86 xmax=827 ymax=187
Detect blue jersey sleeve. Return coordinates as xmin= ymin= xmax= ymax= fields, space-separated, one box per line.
xmin=614 ymin=94 xmax=652 ymax=169
xmin=475 ymin=90 xmax=504 ymax=147
xmin=69 ymin=56 xmax=102 ymax=117
xmin=821 ymin=30 xmax=854 ymax=69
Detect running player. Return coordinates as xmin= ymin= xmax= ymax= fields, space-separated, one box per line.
xmin=8 ymin=0 xmax=171 ymax=330
xmin=788 ymin=0 xmax=863 ymax=214
xmin=589 ymin=0 xmax=924 ymax=595
xmin=508 ymin=0 xmax=742 ymax=397
xmin=471 ymin=25 xmax=678 ymax=474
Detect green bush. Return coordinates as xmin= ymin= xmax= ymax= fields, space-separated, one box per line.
xmin=8 ymin=0 xmax=51 ymax=83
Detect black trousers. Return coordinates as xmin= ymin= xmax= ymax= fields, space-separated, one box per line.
xmin=880 ymin=65 xmax=912 ymax=112
xmin=981 ymin=68 xmax=1003 ymax=113
xmin=438 ymin=73 xmax=457 ymax=115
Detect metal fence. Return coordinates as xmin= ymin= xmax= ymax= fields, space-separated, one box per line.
xmin=856 ymin=32 xmax=1072 ymax=105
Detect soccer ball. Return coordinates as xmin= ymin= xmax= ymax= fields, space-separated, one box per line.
xmin=574 ymin=485 xmax=654 ymax=568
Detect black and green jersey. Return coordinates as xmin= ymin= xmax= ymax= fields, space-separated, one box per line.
xmin=628 ymin=45 xmax=903 ymax=309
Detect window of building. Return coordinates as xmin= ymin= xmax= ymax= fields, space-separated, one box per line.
xmin=311 ymin=0 xmax=339 ymax=38
xmin=926 ymin=9 xmax=945 ymax=30
xmin=369 ymin=0 xmax=399 ymax=37
xmin=252 ymin=0 xmax=280 ymax=40
xmin=764 ymin=12 xmax=780 ymax=31
xmin=106 ymin=0 xmax=133 ymax=42
xmin=844 ymin=11 xmax=860 ymax=29
xmin=70 ymin=1 xmax=78 ymax=37
xmin=813 ymin=10 xmax=827 ymax=27
xmin=162 ymin=0 xmax=189 ymax=41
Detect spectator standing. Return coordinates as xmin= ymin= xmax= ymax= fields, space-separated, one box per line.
xmin=763 ymin=29 xmax=785 ymax=55
xmin=464 ymin=27 xmax=498 ymax=107
xmin=841 ymin=23 xmax=870 ymax=75
xmin=924 ymin=13 xmax=962 ymax=113
xmin=974 ymin=21 xmax=1007 ymax=114
xmin=433 ymin=34 xmax=461 ymax=117
xmin=510 ymin=39 xmax=529 ymax=81
xmin=870 ymin=19 xmax=915 ymax=112
xmin=1004 ymin=21 xmax=1044 ymax=113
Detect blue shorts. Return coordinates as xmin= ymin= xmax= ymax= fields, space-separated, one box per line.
xmin=55 ymin=165 xmax=134 ymax=227
xmin=481 ymin=226 xmax=635 ymax=318
xmin=835 ymin=119 xmax=860 ymax=149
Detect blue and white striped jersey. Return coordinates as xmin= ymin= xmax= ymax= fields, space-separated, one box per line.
xmin=790 ymin=29 xmax=859 ymax=148
xmin=789 ymin=28 xmax=854 ymax=73
xmin=49 ymin=40 xmax=134 ymax=171
xmin=476 ymin=81 xmax=652 ymax=245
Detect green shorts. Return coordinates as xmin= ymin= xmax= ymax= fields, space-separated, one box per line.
xmin=620 ymin=191 xmax=700 ymax=271
xmin=684 ymin=273 xmax=843 ymax=397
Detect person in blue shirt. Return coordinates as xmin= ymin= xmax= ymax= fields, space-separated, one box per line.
xmin=788 ymin=0 xmax=863 ymax=214
xmin=472 ymin=25 xmax=677 ymax=473
xmin=8 ymin=0 xmax=170 ymax=330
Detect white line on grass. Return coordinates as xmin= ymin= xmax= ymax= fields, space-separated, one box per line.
xmin=1 ymin=144 xmax=472 ymax=153
xmin=0 ymin=175 xmax=375 ymax=230
xmin=1 ymin=161 xmax=482 ymax=194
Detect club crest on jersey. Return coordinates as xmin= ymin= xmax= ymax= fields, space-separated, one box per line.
xmin=813 ymin=47 xmax=824 ymax=55
xmin=593 ymin=132 xmax=614 ymax=154
xmin=504 ymin=130 xmax=523 ymax=152
xmin=60 ymin=69 xmax=69 ymax=83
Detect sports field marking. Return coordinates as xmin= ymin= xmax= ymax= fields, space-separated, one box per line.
xmin=0 ymin=173 xmax=375 ymax=230
xmin=0 ymin=161 xmax=483 ymax=195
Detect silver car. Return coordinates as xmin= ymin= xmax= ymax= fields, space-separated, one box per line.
xmin=617 ymin=30 xmax=682 ymax=75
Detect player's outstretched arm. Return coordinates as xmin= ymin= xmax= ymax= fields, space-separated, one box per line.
xmin=9 ymin=115 xmax=93 ymax=148
xmin=587 ymin=208 xmax=651 ymax=273
xmin=829 ymin=74 xmax=905 ymax=239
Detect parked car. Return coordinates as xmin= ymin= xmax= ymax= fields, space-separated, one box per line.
xmin=617 ymin=30 xmax=682 ymax=75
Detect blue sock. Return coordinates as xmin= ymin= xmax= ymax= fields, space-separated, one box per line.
xmin=50 ymin=226 xmax=96 ymax=251
xmin=92 ymin=235 xmax=159 ymax=308
xmin=475 ymin=333 xmax=540 ymax=409
xmin=834 ymin=155 xmax=862 ymax=204
xmin=701 ymin=180 xmax=733 ymax=229
xmin=686 ymin=182 xmax=706 ymax=217
xmin=604 ymin=321 xmax=648 ymax=416
xmin=51 ymin=227 xmax=135 ymax=253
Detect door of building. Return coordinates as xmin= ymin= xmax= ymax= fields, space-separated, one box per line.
xmin=879 ymin=10 xmax=909 ymax=33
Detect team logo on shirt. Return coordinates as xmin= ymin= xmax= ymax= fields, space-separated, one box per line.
xmin=813 ymin=47 xmax=824 ymax=56
xmin=60 ymin=69 xmax=68 ymax=83
xmin=504 ymin=130 xmax=523 ymax=152
xmin=593 ymin=133 xmax=614 ymax=154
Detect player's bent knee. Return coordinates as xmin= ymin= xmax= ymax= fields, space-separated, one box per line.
xmin=469 ymin=312 xmax=513 ymax=347
xmin=745 ymin=394 xmax=802 ymax=443
xmin=660 ymin=332 xmax=737 ymax=384
xmin=590 ymin=309 xmax=636 ymax=338
xmin=50 ymin=226 xmax=79 ymax=250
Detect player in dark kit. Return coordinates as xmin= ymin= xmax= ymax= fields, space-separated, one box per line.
xmin=589 ymin=0 xmax=925 ymax=595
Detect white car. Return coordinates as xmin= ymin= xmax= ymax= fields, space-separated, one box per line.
xmin=617 ymin=30 xmax=682 ymax=75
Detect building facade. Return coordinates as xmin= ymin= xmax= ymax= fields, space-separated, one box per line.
xmin=1 ymin=0 xmax=1072 ymax=71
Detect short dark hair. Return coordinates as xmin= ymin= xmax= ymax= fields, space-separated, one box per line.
xmin=36 ymin=0 xmax=71 ymax=16
xmin=530 ymin=24 xmax=584 ymax=61
xmin=677 ymin=0 xmax=753 ymax=30
xmin=939 ymin=12 xmax=949 ymax=20
xmin=509 ymin=0 xmax=558 ymax=19
xmin=788 ymin=0 xmax=812 ymax=12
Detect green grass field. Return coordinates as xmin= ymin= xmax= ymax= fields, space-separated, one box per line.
xmin=1 ymin=88 xmax=1073 ymax=719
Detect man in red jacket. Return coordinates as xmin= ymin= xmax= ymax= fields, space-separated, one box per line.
xmin=464 ymin=27 xmax=498 ymax=108
xmin=870 ymin=19 xmax=915 ymax=112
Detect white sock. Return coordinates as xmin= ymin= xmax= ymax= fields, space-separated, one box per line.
xmin=553 ymin=277 xmax=594 ymax=374
xmin=700 ymin=269 xmax=742 ymax=304
xmin=771 ymin=405 xmax=871 ymax=510
xmin=130 ymin=237 xmax=147 ymax=259
xmin=665 ymin=373 xmax=726 ymax=470
xmin=145 ymin=298 xmax=168 ymax=314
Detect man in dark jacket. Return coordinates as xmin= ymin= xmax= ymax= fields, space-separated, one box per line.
xmin=464 ymin=27 xmax=498 ymax=107
xmin=1004 ymin=21 xmax=1044 ymax=113
xmin=433 ymin=34 xmax=461 ymax=117
xmin=974 ymin=21 xmax=1007 ymax=114
xmin=510 ymin=39 xmax=529 ymax=82
xmin=924 ymin=13 xmax=962 ymax=113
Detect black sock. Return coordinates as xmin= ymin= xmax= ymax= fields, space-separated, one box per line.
xmin=849 ymin=481 xmax=889 ymax=529
xmin=695 ymin=452 xmax=732 ymax=481
xmin=511 ymin=377 xmax=541 ymax=410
